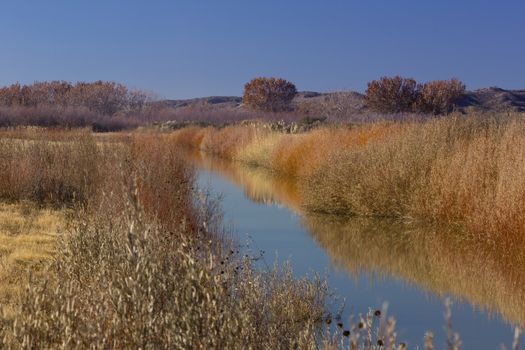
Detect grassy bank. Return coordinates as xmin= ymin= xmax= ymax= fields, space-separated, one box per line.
xmin=0 ymin=129 xmax=333 ymax=349
xmin=171 ymin=114 xmax=525 ymax=242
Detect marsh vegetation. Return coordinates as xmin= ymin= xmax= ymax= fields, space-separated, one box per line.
xmin=1 ymin=110 xmax=524 ymax=348
xmin=0 ymin=129 xmax=331 ymax=348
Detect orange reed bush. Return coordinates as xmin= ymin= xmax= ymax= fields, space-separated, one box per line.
xmin=130 ymin=133 xmax=196 ymax=232
xmin=416 ymin=119 xmax=525 ymax=243
xmin=270 ymin=124 xmax=397 ymax=179
xmin=171 ymin=116 xmax=525 ymax=240
xmin=170 ymin=126 xmax=211 ymax=149
xmin=0 ymin=129 xmax=104 ymax=205
xmin=270 ymin=131 xmax=329 ymax=178
xmin=301 ymin=116 xmax=525 ymax=241
xmin=200 ymin=125 xmax=262 ymax=159
xmin=301 ymin=119 xmax=466 ymax=217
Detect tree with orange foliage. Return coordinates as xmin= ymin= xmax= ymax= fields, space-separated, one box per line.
xmin=416 ymin=79 xmax=465 ymax=115
xmin=243 ymin=77 xmax=297 ymax=112
xmin=365 ymin=76 xmax=419 ymax=113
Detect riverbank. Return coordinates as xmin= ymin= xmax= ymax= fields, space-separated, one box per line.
xmin=170 ymin=114 xmax=525 ymax=243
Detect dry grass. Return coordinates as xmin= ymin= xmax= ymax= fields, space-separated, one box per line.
xmin=302 ymin=115 xmax=525 ymax=241
xmin=0 ymin=126 xmax=523 ymax=348
xmin=0 ymin=203 xmax=66 ymax=317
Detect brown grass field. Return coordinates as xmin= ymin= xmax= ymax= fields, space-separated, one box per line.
xmin=0 ymin=124 xmax=522 ymax=348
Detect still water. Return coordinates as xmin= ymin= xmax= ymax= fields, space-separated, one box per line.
xmin=190 ymin=151 xmax=523 ymax=349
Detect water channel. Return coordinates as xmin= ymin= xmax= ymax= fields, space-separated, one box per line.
xmin=188 ymin=151 xmax=523 ymax=349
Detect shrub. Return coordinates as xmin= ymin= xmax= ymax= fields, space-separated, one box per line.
xmin=365 ymin=76 xmax=419 ymax=113
xmin=365 ymin=76 xmax=466 ymax=115
xmin=243 ymin=77 xmax=297 ymax=112
xmin=415 ymin=79 xmax=466 ymax=115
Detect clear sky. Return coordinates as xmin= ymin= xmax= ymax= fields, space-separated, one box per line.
xmin=1 ymin=0 xmax=523 ymax=99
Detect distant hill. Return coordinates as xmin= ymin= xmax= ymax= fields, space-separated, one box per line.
xmin=156 ymin=87 xmax=525 ymax=116
xmin=457 ymin=87 xmax=525 ymax=112
xmin=156 ymin=96 xmax=242 ymax=109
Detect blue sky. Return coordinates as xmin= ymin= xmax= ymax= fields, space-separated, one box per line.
xmin=1 ymin=1 xmax=523 ymax=99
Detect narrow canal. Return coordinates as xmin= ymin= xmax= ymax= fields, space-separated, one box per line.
xmin=191 ymin=151 xmax=521 ymax=349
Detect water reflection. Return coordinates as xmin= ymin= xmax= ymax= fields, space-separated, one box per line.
xmin=186 ymin=149 xmax=302 ymax=212
xmin=184 ymin=149 xmax=525 ymax=337
xmin=304 ymin=214 xmax=525 ymax=328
